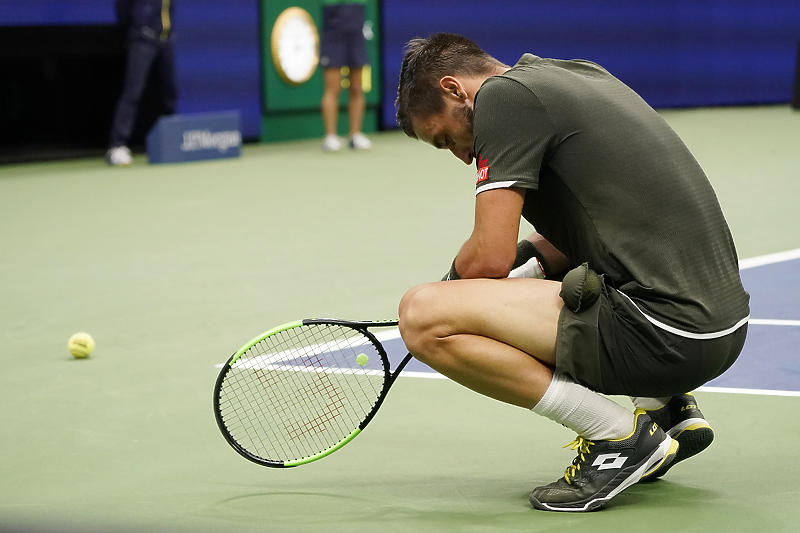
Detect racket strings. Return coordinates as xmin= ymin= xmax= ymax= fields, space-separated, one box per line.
xmin=217 ymin=324 xmax=387 ymax=463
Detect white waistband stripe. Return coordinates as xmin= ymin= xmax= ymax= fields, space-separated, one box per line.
xmin=618 ymin=292 xmax=749 ymax=340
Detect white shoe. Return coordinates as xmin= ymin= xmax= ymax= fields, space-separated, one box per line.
xmin=322 ymin=134 xmax=343 ymax=152
xmin=348 ymin=132 xmax=372 ymax=150
xmin=106 ymin=146 xmax=132 ymax=166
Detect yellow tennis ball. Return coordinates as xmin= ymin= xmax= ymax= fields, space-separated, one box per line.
xmin=356 ymin=353 xmax=369 ymax=367
xmin=68 ymin=332 xmax=95 ymax=359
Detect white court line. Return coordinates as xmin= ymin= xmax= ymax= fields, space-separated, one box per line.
xmin=213 ymin=360 xmax=443 ymax=380
xmin=374 ymin=328 xmax=403 ymax=342
xmin=224 ymin=361 xmax=383 ymax=377
xmin=749 ymin=319 xmax=800 ymax=326
xmin=739 ymin=247 xmax=800 ymax=269
xmin=401 ymin=371 xmax=446 ymax=380
xmin=696 ymin=386 xmax=800 ymax=398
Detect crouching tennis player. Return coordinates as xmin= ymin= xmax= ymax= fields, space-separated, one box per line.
xmin=395 ymin=33 xmax=749 ymax=512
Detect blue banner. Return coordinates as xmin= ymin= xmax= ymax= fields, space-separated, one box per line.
xmin=381 ymin=0 xmax=800 ymax=128
xmin=146 ymin=112 xmax=242 ymax=163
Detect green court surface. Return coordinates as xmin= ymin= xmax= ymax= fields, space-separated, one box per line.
xmin=1 ymin=105 xmax=799 ymax=533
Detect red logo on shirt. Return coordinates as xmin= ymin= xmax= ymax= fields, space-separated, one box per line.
xmin=476 ymin=154 xmax=490 ymax=183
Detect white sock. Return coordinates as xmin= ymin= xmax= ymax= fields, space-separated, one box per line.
xmin=631 ymin=396 xmax=671 ymax=410
xmin=532 ymin=373 xmax=635 ymax=441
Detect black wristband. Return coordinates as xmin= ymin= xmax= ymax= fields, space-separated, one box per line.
xmin=513 ymin=240 xmax=551 ymax=278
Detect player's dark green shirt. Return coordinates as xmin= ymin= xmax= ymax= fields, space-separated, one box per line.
xmin=473 ymin=54 xmax=749 ymax=335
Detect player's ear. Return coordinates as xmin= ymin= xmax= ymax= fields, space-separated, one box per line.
xmin=439 ymin=76 xmax=466 ymax=101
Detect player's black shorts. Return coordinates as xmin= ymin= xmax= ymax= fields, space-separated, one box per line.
xmin=320 ymin=4 xmax=369 ymax=68
xmin=555 ymin=281 xmax=748 ymax=397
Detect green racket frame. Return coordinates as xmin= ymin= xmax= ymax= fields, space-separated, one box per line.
xmin=213 ymin=318 xmax=411 ymax=467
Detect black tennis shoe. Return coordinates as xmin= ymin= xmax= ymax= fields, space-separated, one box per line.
xmin=529 ymin=410 xmax=678 ymax=512
xmin=640 ymin=393 xmax=713 ymax=479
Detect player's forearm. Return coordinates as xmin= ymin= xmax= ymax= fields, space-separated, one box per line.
xmin=446 ymin=233 xmax=571 ymax=281
xmin=454 ymin=235 xmax=516 ymax=279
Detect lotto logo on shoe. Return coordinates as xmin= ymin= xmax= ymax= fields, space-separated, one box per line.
xmin=476 ymin=154 xmax=490 ymax=184
xmin=592 ymin=453 xmax=629 ymax=470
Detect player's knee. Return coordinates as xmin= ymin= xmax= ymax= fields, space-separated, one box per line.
xmin=398 ymin=283 xmax=445 ymax=357
xmin=323 ymin=86 xmax=342 ymax=100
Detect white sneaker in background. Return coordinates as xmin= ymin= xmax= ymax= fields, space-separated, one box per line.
xmin=322 ymin=134 xmax=343 ymax=152
xmin=106 ymin=146 xmax=132 ymax=166
xmin=348 ymin=132 xmax=372 ymax=150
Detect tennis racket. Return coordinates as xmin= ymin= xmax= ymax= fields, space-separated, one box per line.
xmin=213 ymin=318 xmax=412 ymax=467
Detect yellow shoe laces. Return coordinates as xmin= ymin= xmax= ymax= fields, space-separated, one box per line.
xmin=562 ymin=437 xmax=595 ymax=484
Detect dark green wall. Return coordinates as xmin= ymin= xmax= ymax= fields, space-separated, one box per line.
xmin=261 ymin=0 xmax=381 ymax=142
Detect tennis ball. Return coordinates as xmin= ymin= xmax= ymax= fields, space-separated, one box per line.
xmin=356 ymin=353 xmax=369 ymax=367
xmin=68 ymin=332 xmax=95 ymax=359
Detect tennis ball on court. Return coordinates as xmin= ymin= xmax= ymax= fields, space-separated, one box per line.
xmin=68 ymin=332 xmax=95 ymax=359
xmin=356 ymin=353 xmax=369 ymax=367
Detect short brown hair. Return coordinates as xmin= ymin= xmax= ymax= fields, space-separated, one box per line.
xmin=395 ymin=33 xmax=506 ymax=139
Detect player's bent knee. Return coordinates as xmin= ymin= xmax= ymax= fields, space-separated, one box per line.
xmin=398 ymin=284 xmax=423 ymax=321
xmin=398 ymin=283 xmax=448 ymax=359
xmin=398 ymin=284 xmax=432 ymax=351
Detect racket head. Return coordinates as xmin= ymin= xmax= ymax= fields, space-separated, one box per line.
xmin=213 ymin=319 xmax=397 ymax=467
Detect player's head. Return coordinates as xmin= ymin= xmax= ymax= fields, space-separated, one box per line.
xmin=396 ymin=33 xmax=505 ymax=164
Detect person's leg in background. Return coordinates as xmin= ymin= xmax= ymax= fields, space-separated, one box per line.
xmin=156 ymin=38 xmax=177 ymax=117
xmin=321 ymin=67 xmax=344 ymax=152
xmin=107 ymin=37 xmax=159 ymax=166
xmin=346 ymin=66 xmax=371 ymax=150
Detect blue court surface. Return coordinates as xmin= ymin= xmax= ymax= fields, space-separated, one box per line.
xmin=705 ymin=250 xmax=800 ymax=394
xmin=378 ymin=250 xmax=800 ymax=396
